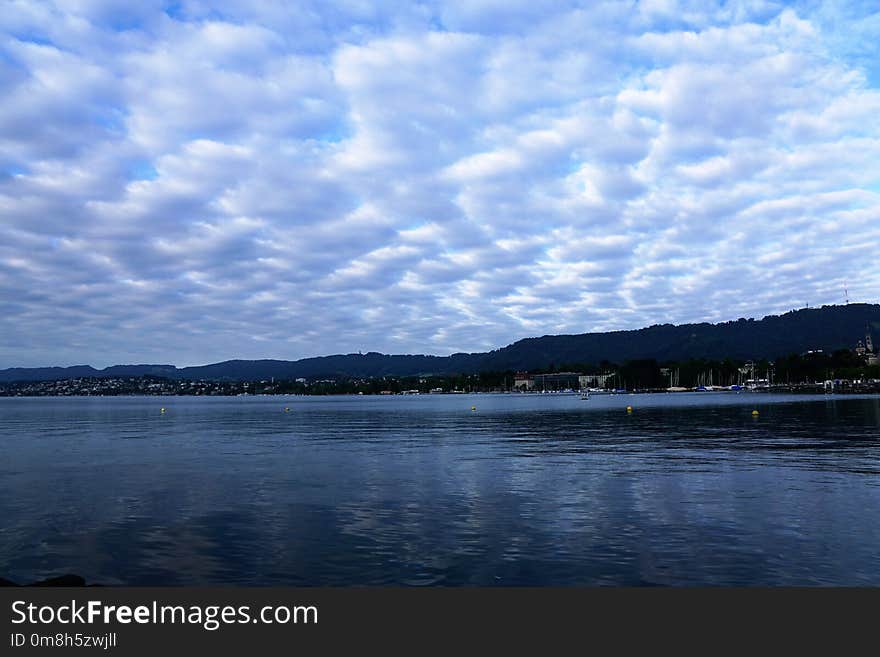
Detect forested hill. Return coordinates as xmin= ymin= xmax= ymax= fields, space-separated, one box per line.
xmin=2 ymin=303 xmax=878 ymax=382
xmin=479 ymin=303 xmax=880 ymax=371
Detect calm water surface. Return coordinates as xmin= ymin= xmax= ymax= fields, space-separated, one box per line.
xmin=2 ymin=392 xmax=880 ymax=586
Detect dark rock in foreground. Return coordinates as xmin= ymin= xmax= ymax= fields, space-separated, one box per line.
xmin=0 ymin=574 xmax=101 ymax=586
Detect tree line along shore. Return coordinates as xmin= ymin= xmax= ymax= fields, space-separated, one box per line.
xmin=2 ymin=350 xmax=879 ymax=397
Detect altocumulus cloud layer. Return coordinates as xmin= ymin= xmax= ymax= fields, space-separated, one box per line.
xmin=1 ymin=1 xmax=879 ymax=367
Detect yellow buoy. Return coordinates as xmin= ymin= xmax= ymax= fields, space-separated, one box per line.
xmin=752 ymin=410 xmax=759 ymax=416
xmin=471 ymin=406 xmax=476 ymax=411
xmin=626 ymin=405 xmax=633 ymax=413
xmin=160 ymin=408 xmax=166 ymax=414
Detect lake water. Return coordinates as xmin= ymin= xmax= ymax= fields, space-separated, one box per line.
xmin=2 ymin=392 xmax=880 ymax=586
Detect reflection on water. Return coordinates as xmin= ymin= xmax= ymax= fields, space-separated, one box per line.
xmin=1 ymin=393 xmax=880 ymax=585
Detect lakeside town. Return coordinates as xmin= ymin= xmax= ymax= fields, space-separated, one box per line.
xmin=3 ymin=374 xmax=880 ymax=397
xmin=2 ymin=328 xmax=878 ymax=397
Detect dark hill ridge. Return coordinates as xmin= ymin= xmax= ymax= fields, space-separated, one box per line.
xmin=175 ymin=353 xmax=485 ymax=381
xmin=480 ymin=302 xmax=880 ymax=370
xmin=0 ymin=364 xmax=180 ymax=383
xmin=2 ymin=303 xmax=878 ymax=383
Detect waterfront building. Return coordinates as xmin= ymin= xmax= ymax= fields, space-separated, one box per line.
xmin=856 ymin=325 xmax=877 ymax=364
xmin=578 ymin=373 xmax=615 ymax=389
xmin=532 ymin=372 xmax=582 ymax=391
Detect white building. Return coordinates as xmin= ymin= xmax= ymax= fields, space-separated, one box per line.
xmin=578 ymin=373 xmax=615 ymax=389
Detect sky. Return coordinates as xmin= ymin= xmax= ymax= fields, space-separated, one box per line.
xmin=1 ymin=1 xmax=880 ymax=368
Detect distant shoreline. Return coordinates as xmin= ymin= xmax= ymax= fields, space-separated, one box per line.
xmin=3 ymin=387 xmax=880 ymax=398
